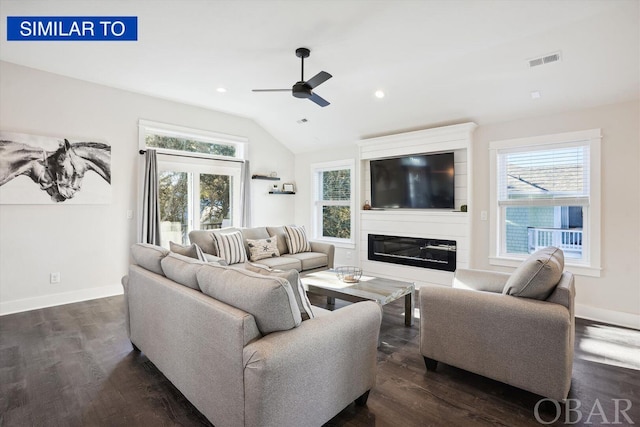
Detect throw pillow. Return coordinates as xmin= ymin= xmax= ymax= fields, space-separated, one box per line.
xmin=197 ymin=264 xmax=302 ymax=335
xmin=245 ymin=262 xmax=315 ymax=320
xmin=212 ymin=230 xmax=247 ymax=265
xmin=169 ymin=241 xmax=207 ymax=261
xmin=284 ymin=225 xmax=311 ymax=254
xmin=246 ymin=236 xmax=280 ymax=262
xmin=503 ymin=246 xmax=564 ymax=300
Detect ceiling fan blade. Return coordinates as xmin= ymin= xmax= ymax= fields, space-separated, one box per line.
xmin=252 ymin=89 xmax=291 ymax=92
xmin=308 ymin=92 xmax=330 ymax=107
xmin=306 ymin=71 xmax=332 ymax=89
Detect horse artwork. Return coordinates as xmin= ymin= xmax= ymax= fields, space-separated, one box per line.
xmin=0 ymin=131 xmax=112 ymax=204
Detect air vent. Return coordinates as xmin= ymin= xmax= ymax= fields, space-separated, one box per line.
xmin=528 ymin=51 xmax=561 ymax=68
xmin=297 ymin=118 xmax=308 ymax=124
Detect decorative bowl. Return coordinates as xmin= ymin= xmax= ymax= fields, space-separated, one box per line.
xmin=335 ymin=266 xmax=363 ymax=283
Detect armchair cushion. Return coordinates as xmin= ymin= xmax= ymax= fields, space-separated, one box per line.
xmin=503 ymin=246 xmax=564 ymax=300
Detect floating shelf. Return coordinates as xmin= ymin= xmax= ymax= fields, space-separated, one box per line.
xmin=269 ymin=191 xmax=295 ymax=195
xmin=252 ymin=175 xmax=280 ymax=181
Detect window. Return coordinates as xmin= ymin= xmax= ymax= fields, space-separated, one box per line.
xmin=139 ymin=120 xmax=247 ymax=248
xmin=489 ymin=129 xmax=601 ymax=276
xmin=311 ymin=160 xmax=355 ymax=247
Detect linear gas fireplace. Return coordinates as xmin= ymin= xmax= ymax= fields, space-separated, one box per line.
xmin=368 ymin=234 xmax=457 ymax=272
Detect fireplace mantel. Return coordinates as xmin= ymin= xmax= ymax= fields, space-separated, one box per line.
xmin=357 ymin=123 xmax=476 ymax=287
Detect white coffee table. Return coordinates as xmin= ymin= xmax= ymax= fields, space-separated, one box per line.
xmin=302 ymin=269 xmax=415 ymax=326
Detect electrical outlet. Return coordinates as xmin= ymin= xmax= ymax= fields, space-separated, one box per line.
xmin=50 ymin=272 xmax=60 ymax=283
xmin=481 ymin=210 xmax=488 ymax=221
xmin=126 ymin=209 xmax=133 ymax=220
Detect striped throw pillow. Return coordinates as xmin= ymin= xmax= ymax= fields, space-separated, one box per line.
xmin=212 ymin=231 xmax=247 ymax=265
xmin=284 ymin=225 xmax=311 ymax=254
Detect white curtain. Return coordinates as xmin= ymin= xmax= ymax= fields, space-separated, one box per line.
xmin=240 ymin=160 xmax=252 ymax=227
xmin=141 ymin=149 xmax=161 ymax=244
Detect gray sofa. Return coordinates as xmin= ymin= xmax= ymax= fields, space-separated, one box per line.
xmin=419 ymin=247 xmax=575 ymax=401
xmin=122 ymin=243 xmax=381 ymax=427
xmin=189 ymin=225 xmax=334 ymax=272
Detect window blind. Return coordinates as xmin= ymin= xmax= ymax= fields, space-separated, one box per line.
xmin=497 ymin=143 xmax=590 ymax=205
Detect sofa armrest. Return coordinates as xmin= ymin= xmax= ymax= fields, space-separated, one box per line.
xmin=242 ymin=301 xmax=381 ymax=427
xmin=419 ymin=286 xmax=573 ymax=400
xmin=310 ymin=241 xmax=335 ymax=268
xmin=452 ymin=268 xmax=510 ymax=293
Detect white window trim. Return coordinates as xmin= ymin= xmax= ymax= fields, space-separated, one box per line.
xmin=138 ymin=119 xmax=248 ymax=161
xmin=137 ymin=120 xmax=246 ymax=242
xmin=311 ymin=159 xmax=356 ymax=249
xmin=489 ymin=129 xmax=602 ymax=277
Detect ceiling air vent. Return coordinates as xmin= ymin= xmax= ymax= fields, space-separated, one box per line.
xmin=528 ymin=51 xmax=561 ymax=68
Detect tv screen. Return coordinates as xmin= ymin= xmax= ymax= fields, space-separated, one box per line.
xmin=370 ymin=152 xmax=455 ymax=209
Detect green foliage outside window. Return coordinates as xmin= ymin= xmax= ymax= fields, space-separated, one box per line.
xmin=146 ymin=135 xmax=236 ymax=157
xmin=321 ymin=169 xmax=351 ymax=239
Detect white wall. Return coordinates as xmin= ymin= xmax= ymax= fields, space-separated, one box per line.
xmin=472 ymin=100 xmax=640 ymax=328
xmin=295 ymin=100 xmax=640 ymax=328
xmin=0 ymin=61 xmax=295 ymax=314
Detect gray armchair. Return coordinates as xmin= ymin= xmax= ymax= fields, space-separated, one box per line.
xmin=419 ymin=247 xmax=575 ymax=401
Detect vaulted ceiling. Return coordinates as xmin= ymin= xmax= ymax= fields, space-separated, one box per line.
xmin=1 ymin=0 xmax=638 ymax=153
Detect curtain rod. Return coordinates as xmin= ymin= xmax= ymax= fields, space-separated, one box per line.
xmin=138 ymin=149 xmax=245 ymax=164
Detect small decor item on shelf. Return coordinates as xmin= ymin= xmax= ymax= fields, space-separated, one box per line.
xmin=282 ymin=183 xmax=295 ymax=192
xmin=335 ymin=266 xmax=363 ymax=283
xmin=461 ymin=204 xmax=468 ymax=212
xmin=363 ymin=200 xmax=371 ymax=210
xmin=272 ymin=184 xmax=279 ymax=190
xmin=269 ymin=171 xmax=278 ymax=177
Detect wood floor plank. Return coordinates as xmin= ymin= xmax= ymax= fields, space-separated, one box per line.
xmin=0 ymin=292 xmax=638 ymax=426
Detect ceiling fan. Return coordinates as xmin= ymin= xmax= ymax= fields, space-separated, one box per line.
xmin=252 ymin=47 xmax=332 ymax=107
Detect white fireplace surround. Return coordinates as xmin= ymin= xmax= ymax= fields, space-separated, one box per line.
xmin=357 ymin=122 xmax=477 ymax=287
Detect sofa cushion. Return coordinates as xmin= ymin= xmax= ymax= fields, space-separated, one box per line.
xmin=503 ymin=246 xmax=564 ymax=300
xmin=266 ymin=226 xmax=290 ymax=255
xmin=197 ymin=264 xmax=302 ymax=335
xmin=203 ymin=253 xmax=229 ymax=266
xmin=246 ymin=236 xmax=280 ymax=262
xmin=131 ymin=243 xmax=169 ymax=275
xmin=245 ymin=262 xmax=315 ymax=320
xmin=284 ymin=225 xmax=312 ymax=254
xmin=212 ymin=230 xmax=248 ymax=265
xmin=283 ymin=252 xmax=328 ymax=271
xmin=161 ymin=252 xmax=206 ymax=290
xmin=169 ymin=241 xmax=207 ymax=261
xmin=254 ymin=256 xmax=302 ymax=271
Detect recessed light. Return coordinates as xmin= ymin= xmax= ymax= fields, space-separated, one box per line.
xmin=216 ymin=87 xmax=227 ymax=93
xmin=530 ymin=90 xmax=541 ymax=99
xmin=375 ymin=90 xmax=385 ymax=99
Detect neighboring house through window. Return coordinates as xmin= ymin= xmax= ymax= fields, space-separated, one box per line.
xmin=311 ymin=160 xmax=356 ymax=247
xmin=139 ymin=120 xmax=247 ymax=248
xmin=489 ymin=129 xmax=601 ymax=277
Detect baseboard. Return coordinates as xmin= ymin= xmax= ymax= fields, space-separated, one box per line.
xmin=0 ymin=284 xmax=123 ymax=316
xmin=576 ymin=303 xmax=640 ymax=330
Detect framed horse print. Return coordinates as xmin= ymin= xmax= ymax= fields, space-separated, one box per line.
xmin=0 ymin=131 xmax=112 ymax=204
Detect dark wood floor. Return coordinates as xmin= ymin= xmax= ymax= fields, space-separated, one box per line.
xmin=1 ymin=293 xmax=639 ymax=426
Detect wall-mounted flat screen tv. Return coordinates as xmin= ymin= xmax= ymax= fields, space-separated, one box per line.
xmin=370 ymin=152 xmax=455 ymax=209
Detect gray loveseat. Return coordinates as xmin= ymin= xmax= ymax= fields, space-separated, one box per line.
xmin=122 ymin=243 xmax=381 ymax=427
xmin=419 ymin=247 xmax=575 ymax=401
xmin=189 ymin=225 xmax=334 ymax=273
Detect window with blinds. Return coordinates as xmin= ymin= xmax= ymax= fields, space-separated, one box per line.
xmin=312 ymin=161 xmax=355 ymax=245
xmin=490 ymin=129 xmax=601 ymax=272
